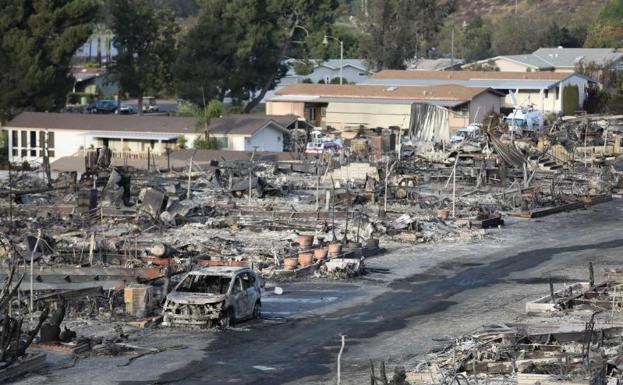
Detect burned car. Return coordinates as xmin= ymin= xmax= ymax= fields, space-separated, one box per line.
xmin=162 ymin=267 xmax=262 ymax=328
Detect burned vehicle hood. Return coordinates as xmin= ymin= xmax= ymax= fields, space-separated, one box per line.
xmin=166 ymin=292 xmax=226 ymax=305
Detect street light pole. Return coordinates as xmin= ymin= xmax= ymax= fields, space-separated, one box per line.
xmin=323 ymin=35 xmax=344 ymax=85
xmin=339 ymin=40 xmax=344 ymax=85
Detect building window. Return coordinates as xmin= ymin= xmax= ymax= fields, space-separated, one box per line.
xmin=21 ymin=131 xmax=27 ymax=149
xmin=544 ymin=90 xmax=549 ymax=98
xmin=48 ymin=132 xmax=54 ymax=148
xmin=30 ymin=131 xmax=37 ymax=156
xmin=215 ymin=137 xmax=229 ymax=148
xmin=305 ymin=107 xmax=316 ymax=122
xmin=11 ymin=130 xmax=17 ymax=148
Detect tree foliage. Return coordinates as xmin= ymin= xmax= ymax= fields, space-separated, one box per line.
xmin=175 ymin=0 xmax=339 ymax=112
xmin=110 ymin=0 xmax=179 ymax=113
xmin=562 ymin=85 xmax=580 ymax=116
xmin=585 ymin=0 xmax=623 ymax=48
xmin=437 ymin=16 xmax=491 ymax=63
xmin=359 ymin=0 xmax=454 ymax=69
xmin=0 ymin=0 xmax=99 ymax=122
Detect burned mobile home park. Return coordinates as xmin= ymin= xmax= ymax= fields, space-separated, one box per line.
xmin=4 ymin=0 xmax=623 ymax=384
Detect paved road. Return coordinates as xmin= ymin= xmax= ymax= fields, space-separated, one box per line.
xmin=135 ymin=201 xmax=623 ymax=385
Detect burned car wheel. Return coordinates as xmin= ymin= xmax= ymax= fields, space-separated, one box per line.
xmin=219 ymin=308 xmax=234 ymax=329
xmin=252 ymin=301 xmax=261 ymax=320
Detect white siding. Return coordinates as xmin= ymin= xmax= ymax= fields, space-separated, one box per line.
xmin=4 ymin=127 xmax=201 ymax=164
xmin=244 ymin=125 xmax=283 ymax=152
xmin=6 ymin=128 xmax=91 ymax=164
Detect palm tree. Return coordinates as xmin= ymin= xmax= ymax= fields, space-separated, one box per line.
xmin=190 ymin=100 xmax=225 ymax=140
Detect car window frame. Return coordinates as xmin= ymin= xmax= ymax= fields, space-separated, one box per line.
xmin=230 ymin=275 xmax=243 ymax=294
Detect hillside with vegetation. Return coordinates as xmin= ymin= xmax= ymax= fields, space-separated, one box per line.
xmin=449 ymin=0 xmax=606 ymax=23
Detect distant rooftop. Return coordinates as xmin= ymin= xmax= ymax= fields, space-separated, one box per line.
xmin=208 ymin=114 xmax=297 ymax=136
xmin=480 ymin=47 xmax=623 ymax=70
xmin=4 ymin=112 xmax=196 ymax=134
xmin=371 ymin=70 xmax=572 ymax=81
xmin=407 ymin=58 xmax=465 ymax=71
xmin=273 ymin=83 xmax=499 ymax=103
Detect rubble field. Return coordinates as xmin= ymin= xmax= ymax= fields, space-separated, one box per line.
xmin=0 ymin=114 xmax=623 ymax=384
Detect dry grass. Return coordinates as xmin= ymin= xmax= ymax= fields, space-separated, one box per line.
xmin=450 ymin=0 xmax=606 ymax=23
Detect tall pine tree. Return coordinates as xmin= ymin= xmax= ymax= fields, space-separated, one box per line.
xmin=110 ymin=0 xmax=179 ymax=114
xmin=359 ymin=0 xmax=454 ymax=69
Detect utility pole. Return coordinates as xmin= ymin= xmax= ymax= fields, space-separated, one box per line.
xmin=30 ymin=230 xmax=42 ymax=323
xmin=451 ymin=27 xmax=455 ymax=68
xmin=452 ymin=157 xmax=458 ymax=218
xmin=248 ymin=149 xmax=257 ymax=206
xmin=187 ymin=149 xmax=197 ymax=200
xmin=8 ymin=162 xmax=13 ymax=233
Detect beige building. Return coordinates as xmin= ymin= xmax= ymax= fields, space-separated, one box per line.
xmin=467 ymin=48 xmax=623 ymax=73
xmin=266 ymin=84 xmax=501 ymax=140
xmin=2 ymin=112 xmax=201 ymax=164
xmin=363 ymin=70 xmax=594 ymax=114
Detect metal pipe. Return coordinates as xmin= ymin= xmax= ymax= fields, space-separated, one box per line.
xmin=337 ymin=335 xmax=345 ymax=385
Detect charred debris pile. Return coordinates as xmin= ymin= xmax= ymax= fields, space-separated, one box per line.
xmin=0 ymin=114 xmax=621 ymax=379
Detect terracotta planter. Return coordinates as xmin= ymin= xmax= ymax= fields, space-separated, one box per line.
xmin=298 ymin=234 xmax=314 ymax=250
xmin=283 ymin=257 xmax=298 ymax=270
xmin=298 ymin=252 xmax=314 ymax=267
xmin=314 ymin=247 xmax=328 ymax=261
xmin=438 ymin=208 xmax=450 ymax=220
xmin=328 ymin=243 xmax=342 ymax=257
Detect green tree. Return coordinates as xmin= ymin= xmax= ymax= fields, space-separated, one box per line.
xmin=0 ymin=0 xmax=99 ymax=122
xmin=438 ymin=17 xmax=491 ymax=63
xmin=180 ymin=99 xmax=224 ymax=139
xmin=539 ymin=21 xmax=584 ymax=48
xmin=359 ymin=0 xmax=454 ymax=69
xmin=293 ymin=60 xmax=315 ymax=76
xmin=175 ymin=0 xmax=339 ymax=112
xmin=110 ymin=0 xmax=179 ymax=115
xmin=490 ymin=15 xmax=542 ymax=56
xmin=585 ymin=0 xmax=623 ymax=48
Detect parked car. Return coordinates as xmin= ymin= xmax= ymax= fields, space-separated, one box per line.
xmin=162 ymin=266 xmax=262 ymax=328
xmin=142 ymin=96 xmax=159 ymax=113
xmin=118 ymin=104 xmax=135 ymax=114
xmin=86 ymin=100 xmax=119 ymax=114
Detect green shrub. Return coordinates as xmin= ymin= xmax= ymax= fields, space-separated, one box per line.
xmin=584 ymin=86 xmax=610 ymax=113
xmin=194 ymin=137 xmax=222 ymax=150
xmin=177 ymin=135 xmax=187 ymax=149
xmin=562 ymin=85 xmax=580 ymax=115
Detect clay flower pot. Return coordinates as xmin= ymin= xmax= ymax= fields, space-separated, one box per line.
xmin=298 ymin=234 xmax=314 ymax=250
xmin=283 ymin=257 xmax=298 ymax=270
xmin=328 ymin=243 xmax=342 ymax=257
xmin=298 ymin=252 xmax=314 ymax=267
xmin=314 ymin=247 xmax=328 ymax=261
